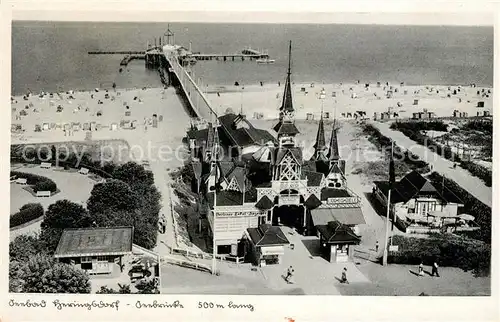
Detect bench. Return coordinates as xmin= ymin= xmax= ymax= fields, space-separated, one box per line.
xmin=79 ymin=167 xmax=89 ymax=175
xmin=36 ymin=190 xmax=51 ymax=197
xmin=16 ymin=178 xmax=27 ymax=185
xmin=40 ymin=162 xmax=52 ymax=169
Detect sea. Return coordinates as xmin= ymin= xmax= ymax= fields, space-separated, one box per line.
xmin=11 ymin=21 xmax=493 ymax=95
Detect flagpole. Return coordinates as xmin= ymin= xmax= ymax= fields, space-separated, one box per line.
xmin=383 ymin=140 xmax=394 ymax=266
xmin=391 ymin=141 xmax=395 ymax=232
xmin=212 ymin=180 xmax=217 ymax=275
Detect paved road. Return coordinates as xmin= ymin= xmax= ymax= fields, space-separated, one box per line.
xmin=371 ymin=121 xmax=492 ymax=207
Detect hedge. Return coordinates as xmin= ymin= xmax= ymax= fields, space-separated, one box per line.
xmin=11 ymin=147 xmax=116 ymax=179
xmin=362 ymin=124 xmax=430 ymax=173
xmin=427 ymin=172 xmax=491 ymax=244
xmin=34 ymin=180 xmax=57 ymax=193
xmin=389 ymin=121 xmax=492 ymax=187
xmin=10 ymin=203 xmax=44 ymax=228
xmin=11 ymin=171 xmax=58 ymax=192
xmin=459 ymin=161 xmax=492 ymax=187
xmin=388 ymin=234 xmax=490 ymax=277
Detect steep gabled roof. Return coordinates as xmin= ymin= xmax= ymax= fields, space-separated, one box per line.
xmin=304 ymin=194 xmax=322 ymax=209
xmin=275 ymin=147 xmax=303 ymax=165
xmin=273 ymin=122 xmax=300 ymax=136
xmin=280 ymin=40 xmax=294 ymax=115
xmin=206 ymin=190 xmax=244 ymax=209
xmin=226 ymin=166 xmax=246 ymax=192
xmin=192 ymin=161 xmax=203 ymax=180
xmin=301 ymin=170 xmax=324 ymax=187
xmin=218 ymin=113 xmax=275 ymax=148
xmin=373 ymin=170 xmax=464 ymax=204
xmin=313 ymin=115 xmax=326 ymax=149
xmin=320 ymin=188 xmax=352 ymax=201
xmin=247 ymin=224 xmax=289 ymax=246
xmin=315 ymin=221 xmax=361 ymax=244
xmin=327 ymin=123 xmax=340 ymax=161
xmin=255 ymin=195 xmax=274 ymax=210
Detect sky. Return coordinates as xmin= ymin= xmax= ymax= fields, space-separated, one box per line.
xmin=8 ymin=1 xmax=495 ymax=26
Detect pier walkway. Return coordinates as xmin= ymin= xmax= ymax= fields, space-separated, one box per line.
xmin=162 ymin=46 xmax=218 ymax=122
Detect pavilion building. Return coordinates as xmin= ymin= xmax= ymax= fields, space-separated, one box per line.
xmin=186 ymin=41 xmax=365 ymax=265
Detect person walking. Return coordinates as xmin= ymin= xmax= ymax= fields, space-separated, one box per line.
xmin=375 ymin=241 xmax=379 ymax=253
xmin=284 ymin=266 xmax=293 ymax=283
xmin=431 ymin=261 xmax=440 ymax=277
xmin=341 ymin=267 xmax=349 ymax=284
xmin=418 ymin=262 xmax=425 ymax=276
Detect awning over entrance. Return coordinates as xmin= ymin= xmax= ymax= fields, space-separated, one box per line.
xmin=311 ymin=207 xmax=366 ymax=226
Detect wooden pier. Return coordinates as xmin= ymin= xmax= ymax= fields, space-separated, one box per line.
xmin=120 ymin=54 xmax=146 ymax=66
xmin=191 ymin=53 xmax=268 ymax=61
xmin=88 ymin=51 xmax=145 ymax=55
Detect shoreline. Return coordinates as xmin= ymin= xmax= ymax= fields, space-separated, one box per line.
xmin=12 ymin=80 xmax=493 ymax=97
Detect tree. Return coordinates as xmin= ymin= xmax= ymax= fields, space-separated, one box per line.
xmin=135 ymin=278 xmax=160 ymax=294
xmin=112 ymin=162 xmax=154 ymax=187
xmin=40 ymin=200 xmax=92 ymax=253
xmin=9 ymin=261 xmax=23 ymax=292
xmin=51 ymin=145 xmax=57 ymax=162
xmin=87 ymin=179 xmax=140 ymax=215
xmin=10 ymin=235 xmax=45 ymax=262
xmin=90 ymin=208 xmax=137 ymax=228
xmin=96 ymin=285 xmax=117 ymax=294
xmin=17 ymin=255 xmax=91 ymax=293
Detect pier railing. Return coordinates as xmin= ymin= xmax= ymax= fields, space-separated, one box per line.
xmin=163 ymin=49 xmax=218 ymax=122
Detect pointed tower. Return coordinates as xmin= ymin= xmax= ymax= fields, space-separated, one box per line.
xmin=273 ymin=40 xmax=300 ymax=148
xmin=206 ymin=121 xmax=224 ymax=191
xmin=327 ymin=120 xmax=340 ymax=162
xmin=325 ymin=120 xmax=347 ymax=189
xmin=271 ymin=41 xmax=303 ymax=186
xmin=312 ymin=113 xmax=328 ymax=161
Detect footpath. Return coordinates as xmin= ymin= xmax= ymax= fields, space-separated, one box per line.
xmin=371 ymin=121 xmax=492 ymax=207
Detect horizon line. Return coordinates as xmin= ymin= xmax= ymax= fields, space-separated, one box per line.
xmin=11 ymin=11 xmax=494 ymax=27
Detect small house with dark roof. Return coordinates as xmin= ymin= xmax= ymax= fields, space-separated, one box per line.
xmin=54 ymin=226 xmax=134 ymax=275
xmin=373 ymin=171 xmax=464 ymax=227
xmin=316 ymin=221 xmax=361 ymax=263
xmin=245 ymin=224 xmax=289 ymax=266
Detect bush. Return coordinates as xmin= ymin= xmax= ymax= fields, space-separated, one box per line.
xmin=388 ymin=235 xmax=490 ymax=277
xmin=391 ymin=120 xmax=448 ymax=132
xmin=33 ymin=179 xmax=57 ymax=193
xmin=428 ymin=172 xmax=491 ymax=244
xmin=459 ymin=161 xmax=492 ymax=187
xmin=10 ymin=203 xmax=44 ymax=228
xmin=10 ymin=171 xmax=58 ymax=192
xmin=362 ymin=124 xmax=429 ymax=173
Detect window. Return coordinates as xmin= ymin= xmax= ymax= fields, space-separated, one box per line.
xmin=338 ymin=244 xmax=348 ymax=254
xmin=81 ymin=256 xmax=92 ymax=263
xmin=97 ymin=255 xmax=108 ymax=262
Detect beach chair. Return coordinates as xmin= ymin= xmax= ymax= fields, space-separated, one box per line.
xmin=36 ymin=191 xmax=51 ymax=198
xmin=16 ymin=178 xmax=27 ymax=185
xmin=40 ymin=162 xmax=52 ymax=169
xmin=79 ymin=167 xmax=89 ymax=175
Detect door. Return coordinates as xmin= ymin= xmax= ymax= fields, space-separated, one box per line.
xmin=419 ymin=202 xmax=428 ymax=216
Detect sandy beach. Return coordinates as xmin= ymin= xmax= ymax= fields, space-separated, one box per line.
xmin=204 ymin=82 xmax=493 ymax=121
